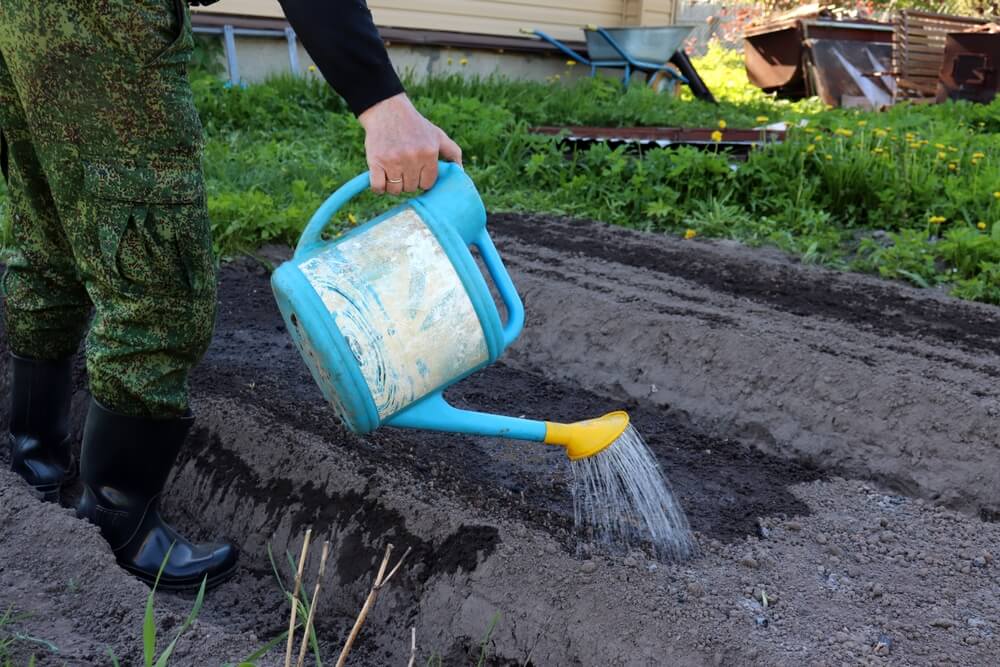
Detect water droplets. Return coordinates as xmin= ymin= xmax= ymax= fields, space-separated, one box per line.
xmin=570 ymin=425 xmax=695 ymax=562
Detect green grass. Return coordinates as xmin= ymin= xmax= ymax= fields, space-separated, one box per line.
xmin=1 ymin=42 xmax=999 ymax=304
xmin=0 ymin=604 xmax=58 ymax=666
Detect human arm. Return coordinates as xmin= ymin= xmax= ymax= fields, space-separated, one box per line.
xmin=277 ymin=0 xmax=462 ymax=193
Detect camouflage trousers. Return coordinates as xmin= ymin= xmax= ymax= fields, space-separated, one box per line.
xmin=0 ymin=0 xmax=216 ymax=418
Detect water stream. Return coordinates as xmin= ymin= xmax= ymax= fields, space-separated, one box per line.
xmin=570 ymin=425 xmax=695 ymax=561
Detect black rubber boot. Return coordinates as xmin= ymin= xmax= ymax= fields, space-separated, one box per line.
xmin=77 ymin=400 xmax=238 ymax=592
xmin=7 ymin=354 xmax=76 ymax=502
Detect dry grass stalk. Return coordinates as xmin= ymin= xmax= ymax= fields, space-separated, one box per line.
xmin=295 ymin=540 xmax=332 ymax=667
xmin=335 ymin=543 xmax=412 ymax=667
xmin=284 ymin=528 xmax=313 ymax=667
xmin=407 ymin=626 xmax=417 ymax=667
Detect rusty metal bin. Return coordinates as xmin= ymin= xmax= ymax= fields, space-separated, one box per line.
xmin=937 ymin=31 xmax=1000 ymax=103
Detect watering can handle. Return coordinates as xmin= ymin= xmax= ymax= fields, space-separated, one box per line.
xmin=294 ymin=171 xmax=372 ymax=258
xmin=472 ymin=228 xmax=525 ymax=350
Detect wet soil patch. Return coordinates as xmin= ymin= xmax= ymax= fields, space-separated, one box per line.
xmin=194 ymin=260 xmax=824 ymax=546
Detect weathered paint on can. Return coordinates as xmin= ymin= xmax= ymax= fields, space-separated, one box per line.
xmin=298 ymin=208 xmax=489 ymax=421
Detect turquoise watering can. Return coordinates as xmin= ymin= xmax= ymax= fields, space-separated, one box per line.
xmin=271 ymin=162 xmax=628 ymax=460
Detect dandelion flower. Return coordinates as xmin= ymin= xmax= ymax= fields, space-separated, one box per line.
xmin=566 ymin=59 xmax=577 ymax=66
xmin=909 ymin=142 xmax=922 ymax=149
xmin=825 ymin=155 xmax=833 ymax=161
xmin=972 ymin=158 xmax=981 ymax=166
xmin=684 ymin=229 xmax=698 ymax=240
xmin=711 ymin=130 xmax=723 ymax=142
xmin=459 ymin=57 xmax=469 ymax=66
xmin=348 ymin=213 xmax=357 ymax=225
xmin=307 ymin=64 xmax=317 ymax=72
xmin=935 ymin=143 xmax=946 ymax=149
xmin=814 ymin=134 xmax=824 ymax=142
xmin=857 ymin=120 xmax=868 ymax=127
xmin=756 ymin=115 xmax=769 ymax=123
xmin=874 ymin=128 xmax=888 ymax=137
xmin=994 ymin=191 xmax=1000 ymax=199
xmin=718 ymin=119 xmax=727 ymax=129
xmin=938 ymin=152 xmax=947 ymax=160
xmin=973 ymin=152 xmax=986 ymax=159
xmin=873 ymin=147 xmax=884 ymax=154
xmin=978 ymin=221 xmax=988 ymax=230
xmin=929 ymin=215 xmax=947 ymax=224
xmin=948 ymin=162 xmax=958 ymax=171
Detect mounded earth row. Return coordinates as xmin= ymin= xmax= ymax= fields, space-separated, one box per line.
xmin=1 ymin=213 xmax=997 ymax=665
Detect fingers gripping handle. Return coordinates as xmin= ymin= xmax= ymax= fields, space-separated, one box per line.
xmin=473 ymin=228 xmax=524 ymax=350
xmin=294 ymin=171 xmax=371 ymax=258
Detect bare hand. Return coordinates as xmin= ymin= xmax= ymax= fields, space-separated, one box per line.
xmin=357 ymin=93 xmax=463 ymax=195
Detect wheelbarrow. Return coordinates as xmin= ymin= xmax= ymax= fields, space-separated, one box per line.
xmin=521 ymin=25 xmax=715 ymax=102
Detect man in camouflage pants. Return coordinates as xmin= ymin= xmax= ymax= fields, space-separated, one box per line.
xmin=2 ymin=0 xmax=461 ymax=590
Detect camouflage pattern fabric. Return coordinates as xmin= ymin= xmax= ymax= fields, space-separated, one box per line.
xmin=0 ymin=0 xmax=216 ymax=418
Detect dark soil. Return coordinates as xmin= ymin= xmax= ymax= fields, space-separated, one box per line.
xmin=1 ymin=212 xmax=998 ymax=665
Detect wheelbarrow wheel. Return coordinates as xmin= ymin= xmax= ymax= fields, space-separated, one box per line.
xmin=648 ymin=67 xmax=683 ymax=96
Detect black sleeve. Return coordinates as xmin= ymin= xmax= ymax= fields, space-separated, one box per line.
xmin=278 ymin=0 xmax=405 ymax=116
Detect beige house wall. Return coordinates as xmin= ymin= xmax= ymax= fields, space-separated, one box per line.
xmin=196 ymin=0 xmax=679 ymax=41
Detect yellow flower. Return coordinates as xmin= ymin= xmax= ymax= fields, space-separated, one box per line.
xmin=711 ymin=130 xmax=723 ymax=142
xmin=348 ymin=213 xmax=357 ymax=225
xmin=909 ymin=142 xmax=922 ymax=149
xmin=755 ymin=115 xmax=769 ymax=123
xmin=717 ymin=120 xmax=727 ymax=130
xmin=972 ymin=158 xmax=981 ymax=166
xmin=973 ymin=152 xmax=986 ymax=159
xmin=814 ymin=134 xmax=823 ymax=142
xmin=935 ymin=143 xmax=946 ymax=149
xmin=825 ymin=155 xmax=833 ymax=161
xmin=566 ymin=59 xmax=577 ymax=66
xmin=459 ymin=57 xmax=469 ymax=66
xmin=948 ymin=162 xmax=958 ymax=171
xmin=994 ymin=191 xmax=1000 ymax=199
xmin=873 ymin=147 xmax=884 ymax=154
xmin=920 ymin=140 xmax=929 ymax=146
xmin=307 ymin=65 xmax=317 ymax=73
xmin=948 ymin=146 xmax=958 ymax=152
xmin=937 ymin=152 xmax=947 ymax=160
xmin=873 ymin=128 xmax=888 ymax=137
xmin=804 ymin=127 xmax=816 ymax=133
xmin=906 ymin=132 xmax=915 ymax=140
xmin=805 ymin=144 xmax=815 ymax=153
xmin=834 ymin=128 xmax=853 ymax=137
xmin=929 ymin=215 xmax=947 ymax=224
xmin=978 ymin=221 xmax=988 ymax=230
xmin=857 ymin=120 xmax=867 ymax=127
xmin=684 ymin=229 xmax=698 ymax=240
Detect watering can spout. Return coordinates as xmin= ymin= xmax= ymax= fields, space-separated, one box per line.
xmin=385 ymin=392 xmax=628 ymax=461
xmin=544 ymin=411 xmax=630 ymax=461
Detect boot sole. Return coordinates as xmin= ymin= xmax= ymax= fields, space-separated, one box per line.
xmin=123 ymin=561 xmax=239 ymax=593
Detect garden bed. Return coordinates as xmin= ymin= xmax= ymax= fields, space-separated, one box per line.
xmin=1 ymin=215 xmax=998 ymax=665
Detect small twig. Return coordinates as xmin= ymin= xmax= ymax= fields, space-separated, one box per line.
xmin=406 ymin=626 xmax=417 ymax=667
xmin=296 ymin=540 xmax=331 ymax=667
xmin=285 ymin=529 xmax=313 ymax=667
xmin=335 ymin=544 xmax=412 ymax=667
